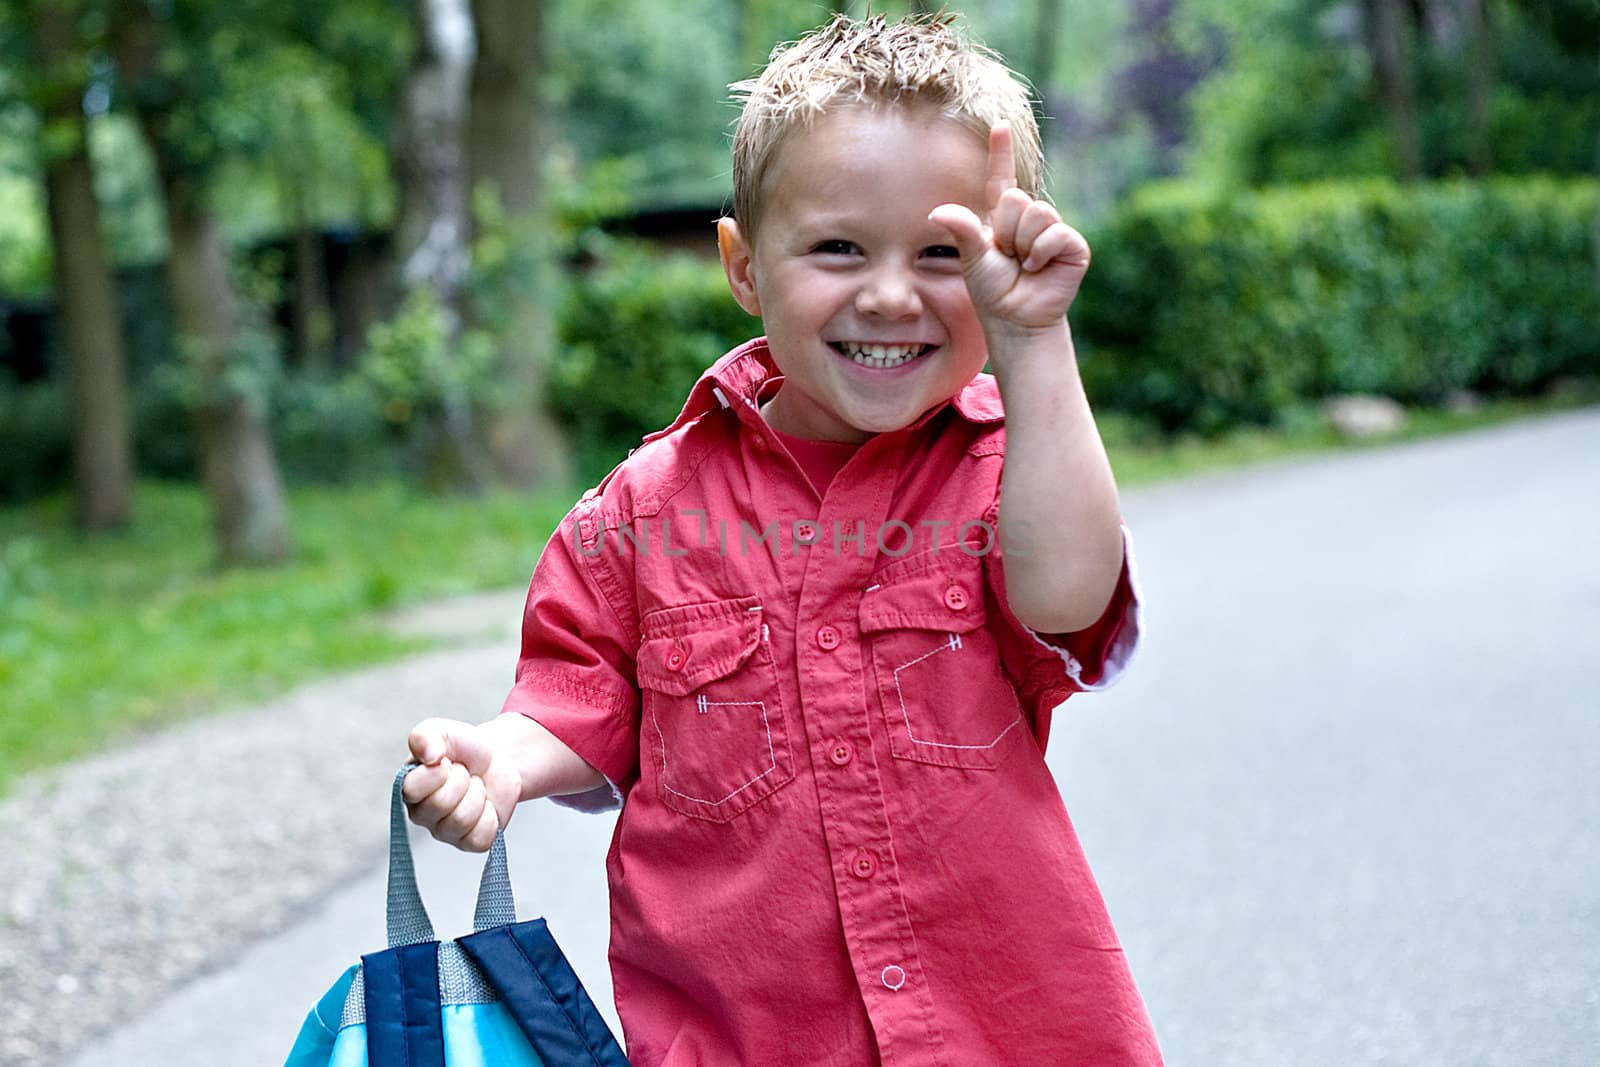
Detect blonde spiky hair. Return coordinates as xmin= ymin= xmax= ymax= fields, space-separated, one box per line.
xmin=730 ymin=13 xmax=1044 ymax=240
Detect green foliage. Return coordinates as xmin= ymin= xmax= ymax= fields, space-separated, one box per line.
xmin=89 ymin=116 xmax=168 ymax=265
xmin=272 ymin=370 xmax=397 ymax=482
xmin=550 ymin=240 xmax=756 ymax=479
xmin=0 ymin=478 xmax=572 ymax=793
xmin=0 ymin=170 xmax=50 ymax=296
xmin=1075 ymin=175 xmax=1600 ymax=434
xmin=1181 ymin=0 xmax=1600 ymax=187
xmin=548 ymin=0 xmax=741 ymax=209
xmin=206 ymin=37 xmax=398 ymax=247
xmin=361 ymin=286 xmax=494 ymax=430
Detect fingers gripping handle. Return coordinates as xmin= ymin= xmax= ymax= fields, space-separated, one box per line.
xmin=388 ymin=764 xmax=516 ymax=948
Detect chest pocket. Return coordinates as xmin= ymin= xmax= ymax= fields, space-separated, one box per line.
xmin=638 ymin=596 xmax=793 ymax=822
xmin=860 ymin=552 xmax=1026 ymax=771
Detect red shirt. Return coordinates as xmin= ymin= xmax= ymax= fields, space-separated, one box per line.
xmin=502 ymin=338 xmax=1162 ymax=1065
xmin=770 ymin=426 xmax=860 ymax=495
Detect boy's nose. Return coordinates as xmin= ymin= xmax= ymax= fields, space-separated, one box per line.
xmin=855 ymin=266 xmax=922 ymax=320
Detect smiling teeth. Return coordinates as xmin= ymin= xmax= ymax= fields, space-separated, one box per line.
xmin=838 ymin=342 xmax=929 ymax=368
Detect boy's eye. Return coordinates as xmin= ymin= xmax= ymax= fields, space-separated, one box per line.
xmin=811 ymin=239 xmax=858 ymax=255
xmin=922 ymin=245 xmax=961 ymax=259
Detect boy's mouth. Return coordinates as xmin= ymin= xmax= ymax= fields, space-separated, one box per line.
xmin=829 ymin=341 xmax=936 ymax=370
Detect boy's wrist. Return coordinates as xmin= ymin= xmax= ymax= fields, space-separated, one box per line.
xmin=487 ymin=710 xmax=605 ymax=802
xmin=984 ymin=317 xmax=1078 ymax=386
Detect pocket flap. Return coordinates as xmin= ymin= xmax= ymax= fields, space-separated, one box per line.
xmin=859 ymin=552 xmax=988 ymax=634
xmin=638 ymin=597 xmax=763 ymax=696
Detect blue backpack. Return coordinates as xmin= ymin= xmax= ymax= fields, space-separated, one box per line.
xmin=284 ymin=766 xmax=629 ymax=1067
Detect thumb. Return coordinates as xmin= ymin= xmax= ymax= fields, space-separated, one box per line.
xmin=928 ymin=204 xmax=990 ymax=265
xmin=408 ymin=718 xmax=495 ymax=777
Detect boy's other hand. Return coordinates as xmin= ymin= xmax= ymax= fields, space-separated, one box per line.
xmin=928 ymin=123 xmax=1090 ymax=337
xmin=403 ymin=718 xmax=520 ymax=852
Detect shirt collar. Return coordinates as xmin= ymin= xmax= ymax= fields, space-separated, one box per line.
xmin=665 ymin=336 xmax=1006 ymax=435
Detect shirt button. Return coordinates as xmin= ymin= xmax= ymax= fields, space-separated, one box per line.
xmin=943 ymin=585 xmax=969 ymax=611
xmin=828 ymin=739 xmax=853 ymax=766
xmin=881 ymin=965 xmax=907 ymax=991
xmin=850 ymin=849 xmax=877 ymax=880
xmin=816 ymin=625 xmax=840 ymax=651
xmin=665 ymin=643 xmax=688 ymax=671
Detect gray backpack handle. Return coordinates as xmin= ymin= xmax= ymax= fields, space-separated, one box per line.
xmin=387 ymin=764 xmax=517 ymax=948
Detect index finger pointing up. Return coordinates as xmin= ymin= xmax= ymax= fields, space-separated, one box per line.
xmin=986 ymin=122 xmax=1017 ymax=207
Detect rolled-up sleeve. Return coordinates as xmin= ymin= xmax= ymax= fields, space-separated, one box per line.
xmin=500 ymin=499 xmax=640 ymax=812
xmin=984 ymin=521 xmax=1144 ymax=747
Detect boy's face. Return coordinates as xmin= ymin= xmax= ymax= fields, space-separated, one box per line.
xmin=718 ymin=104 xmax=991 ymax=443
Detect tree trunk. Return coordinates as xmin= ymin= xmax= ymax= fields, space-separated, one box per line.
xmin=31 ymin=1 xmax=134 ymax=529
xmin=392 ymin=0 xmax=488 ymax=491
xmin=281 ymin=102 xmax=332 ymax=371
xmin=110 ymin=1 xmax=291 ymax=564
xmin=1464 ymin=0 xmax=1494 ymax=176
xmin=1364 ymin=0 xmax=1425 ymax=181
xmin=1030 ymin=0 xmax=1060 ymax=149
xmin=290 ymin=222 xmax=329 ymax=368
xmin=148 ymin=145 xmax=293 ymax=565
xmin=466 ymin=0 xmax=570 ymax=487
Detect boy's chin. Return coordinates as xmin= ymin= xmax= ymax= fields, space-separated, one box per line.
xmin=843 ymin=399 xmax=951 ymax=437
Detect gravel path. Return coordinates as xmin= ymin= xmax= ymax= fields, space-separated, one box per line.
xmin=0 ymin=592 xmax=525 ymax=1066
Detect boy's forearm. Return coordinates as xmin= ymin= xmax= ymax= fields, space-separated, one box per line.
xmin=988 ymin=318 xmax=1125 ymax=634
xmin=482 ymin=712 xmax=607 ymax=802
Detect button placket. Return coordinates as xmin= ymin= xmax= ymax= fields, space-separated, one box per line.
xmin=792 ymin=440 xmax=942 ymax=1057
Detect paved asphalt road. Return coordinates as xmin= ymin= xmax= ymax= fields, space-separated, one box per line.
xmin=66 ymin=408 xmax=1600 ymax=1066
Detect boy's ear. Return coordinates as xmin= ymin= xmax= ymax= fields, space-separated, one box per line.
xmin=717 ymin=218 xmax=762 ymax=317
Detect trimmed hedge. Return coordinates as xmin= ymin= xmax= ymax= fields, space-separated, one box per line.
xmin=1074 ymin=177 xmax=1600 ymax=434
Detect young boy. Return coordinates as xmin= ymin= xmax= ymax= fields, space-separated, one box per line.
xmin=403 ymin=14 xmax=1162 ymax=1065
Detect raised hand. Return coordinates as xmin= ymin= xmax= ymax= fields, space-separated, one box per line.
xmin=927 ymin=123 xmax=1091 ymax=336
xmin=402 ymin=718 xmax=522 ymax=852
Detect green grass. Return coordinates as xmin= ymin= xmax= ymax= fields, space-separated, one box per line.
xmin=0 ymin=480 xmax=572 ymax=795
xmin=2 ymin=387 xmax=1595 ymax=796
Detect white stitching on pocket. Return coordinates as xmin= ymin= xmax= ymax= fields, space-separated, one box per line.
xmin=654 ymin=696 xmax=778 ymax=807
xmin=891 ymin=633 xmax=1022 ymax=751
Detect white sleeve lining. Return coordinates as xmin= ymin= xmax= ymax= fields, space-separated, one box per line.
xmin=1023 ymin=523 xmax=1144 ymax=693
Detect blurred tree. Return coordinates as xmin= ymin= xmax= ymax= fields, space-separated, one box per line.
xmin=1115 ymin=0 xmax=1216 ymax=175
xmin=549 ymin=0 xmax=739 ymax=207
xmin=1362 ymin=0 xmax=1425 ymax=179
xmin=1464 ymin=0 xmax=1496 ymax=174
xmin=14 ymin=0 xmax=135 ymax=529
xmin=1180 ymin=0 xmax=1600 ymax=187
xmin=389 ymin=0 xmax=489 ymax=491
xmin=1030 ymin=0 xmax=1062 ymax=145
xmin=465 ymin=0 xmax=570 ymax=487
xmin=111 ymin=0 xmax=292 ymax=564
